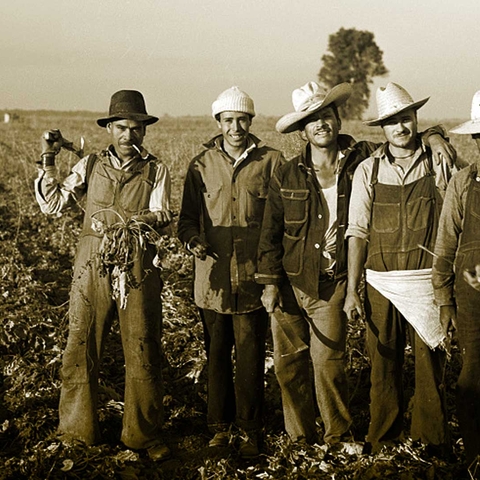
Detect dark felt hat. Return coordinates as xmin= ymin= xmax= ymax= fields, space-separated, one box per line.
xmin=97 ymin=90 xmax=158 ymax=127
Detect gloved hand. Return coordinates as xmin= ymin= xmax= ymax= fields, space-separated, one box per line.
xmin=38 ymin=129 xmax=63 ymax=168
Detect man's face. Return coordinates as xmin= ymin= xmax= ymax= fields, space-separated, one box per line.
xmin=106 ymin=119 xmax=146 ymax=159
xmin=381 ymin=109 xmax=418 ymax=150
xmin=300 ymin=106 xmax=341 ymax=148
xmin=217 ymin=111 xmax=252 ymax=153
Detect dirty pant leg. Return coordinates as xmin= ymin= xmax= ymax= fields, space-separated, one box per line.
xmin=233 ymin=309 xmax=269 ymax=432
xmin=365 ymin=284 xmax=405 ymax=446
xmin=293 ymin=280 xmax=352 ymax=443
xmin=271 ymin=283 xmax=317 ymax=443
xmin=58 ymin=243 xmax=115 ymax=445
xmin=410 ymin=328 xmax=448 ymax=446
xmin=119 ymin=263 xmax=165 ymax=450
xmin=202 ymin=309 xmax=236 ymax=432
xmin=455 ymin=282 xmax=480 ymax=464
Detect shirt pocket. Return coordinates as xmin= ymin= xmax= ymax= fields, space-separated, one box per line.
xmin=371 ymin=201 xmax=400 ymax=233
xmin=246 ymin=183 xmax=268 ymax=228
xmin=203 ymin=185 xmax=225 ymax=226
xmin=281 ymin=189 xmax=309 ymax=224
xmin=407 ymin=195 xmax=435 ymax=232
xmin=121 ymin=177 xmax=153 ymax=214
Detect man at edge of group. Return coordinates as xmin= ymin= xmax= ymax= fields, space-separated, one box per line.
xmin=256 ymin=81 xmax=455 ymax=447
xmin=177 ymin=86 xmax=285 ymax=458
xmin=34 ymin=90 xmax=173 ymax=461
xmin=432 ymin=89 xmax=480 ymax=469
xmin=344 ymin=82 xmax=456 ymax=456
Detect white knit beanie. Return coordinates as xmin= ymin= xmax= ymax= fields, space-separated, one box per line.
xmin=211 ymin=86 xmax=256 ymax=118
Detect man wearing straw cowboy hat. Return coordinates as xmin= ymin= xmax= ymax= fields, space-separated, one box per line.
xmin=345 ymin=82 xmax=456 ymax=456
xmin=178 ymin=86 xmax=285 ymax=458
xmin=432 ymin=90 xmax=480 ymax=468
xmin=256 ymin=81 xmax=454 ymax=447
xmin=35 ymin=90 xmax=173 ymax=461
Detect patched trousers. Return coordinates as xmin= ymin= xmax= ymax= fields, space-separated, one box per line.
xmin=58 ymin=235 xmax=165 ymax=450
xmin=272 ymin=280 xmax=352 ymax=444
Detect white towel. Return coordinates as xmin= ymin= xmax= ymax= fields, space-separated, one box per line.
xmin=365 ymin=268 xmax=446 ymax=350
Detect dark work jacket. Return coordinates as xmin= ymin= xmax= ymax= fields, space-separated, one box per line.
xmin=256 ymin=134 xmax=378 ymax=300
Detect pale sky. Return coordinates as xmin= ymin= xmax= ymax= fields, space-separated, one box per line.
xmin=1 ymin=0 xmax=479 ymax=121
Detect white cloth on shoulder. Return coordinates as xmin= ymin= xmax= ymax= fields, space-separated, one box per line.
xmin=365 ymin=268 xmax=446 ymax=350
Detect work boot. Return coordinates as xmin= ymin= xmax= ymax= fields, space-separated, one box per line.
xmin=208 ymin=431 xmax=230 ymax=448
xmin=239 ymin=431 xmax=260 ymax=459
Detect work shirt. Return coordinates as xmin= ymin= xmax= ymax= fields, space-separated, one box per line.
xmin=346 ymin=142 xmax=454 ymax=242
xmin=35 ymin=145 xmax=171 ymax=216
xmin=256 ymin=135 xmax=378 ymax=300
xmin=432 ymin=162 xmax=480 ymax=306
xmin=177 ymin=134 xmax=284 ymax=314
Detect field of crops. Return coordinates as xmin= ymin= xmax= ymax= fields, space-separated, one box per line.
xmin=0 ymin=111 xmax=477 ymax=479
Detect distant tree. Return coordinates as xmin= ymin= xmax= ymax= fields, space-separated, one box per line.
xmin=318 ymin=28 xmax=388 ymax=120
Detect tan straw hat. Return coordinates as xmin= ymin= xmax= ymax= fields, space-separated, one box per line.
xmin=276 ymin=82 xmax=352 ymax=134
xmin=97 ymin=90 xmax=158 ymax=127
xmin=450 ymin=90 xmax=480 ymax=135
xmin=364 ymin=82 xmax=429 ymax=127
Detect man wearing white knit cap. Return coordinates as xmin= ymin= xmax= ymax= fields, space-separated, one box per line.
xmin=345 ymin=82 xmax=456 ymax=456
xmin=432 ymin=90 xmax=480 ymax=469
xmin=178 ymin=86 xmax=285 ymax=457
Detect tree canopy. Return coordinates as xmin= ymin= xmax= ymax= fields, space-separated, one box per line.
xmin=318 ymin=28 xmax=388 ymax=120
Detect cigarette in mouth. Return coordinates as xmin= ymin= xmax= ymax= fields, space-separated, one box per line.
xmin=131 ymin=144 xmax=141 ymax=154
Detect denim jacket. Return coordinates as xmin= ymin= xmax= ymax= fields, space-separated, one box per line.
xmin=256 ymin=134 xmax=378 ymax=300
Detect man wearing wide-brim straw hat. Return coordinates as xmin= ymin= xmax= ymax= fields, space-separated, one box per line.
xmin=178 ymin=86 xmax=285 ymax=458
xmin=34 ymin=90 xmax=173 ymax=461
xmin=432 ymin=90 xmax=480 ymax=469
xmin=345 ymin=82 xmax=457 ymax=456
xmin=256 ymin=81 xmax=454 ymax=447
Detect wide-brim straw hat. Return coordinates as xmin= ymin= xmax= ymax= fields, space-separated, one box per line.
xmin=97 ymin=90 xmax=158 ymax=127
xmin=364 ymin=82 xmax=429 ymax=127
xmin=450 ymin=90 xmax=480 ymax=135
xmin=276 ymin=82 xmax=352 ymax=134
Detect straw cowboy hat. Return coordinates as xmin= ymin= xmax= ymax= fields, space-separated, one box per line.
xmin=97 ymin=90 xmax=158 ymax=127
xmin=364 ymin=82 xmax=429 ymax=127
xmin=450 ymin=90 xmax=480 ymax=135
xmin=276 ymin=82 xmax=352 ymax=134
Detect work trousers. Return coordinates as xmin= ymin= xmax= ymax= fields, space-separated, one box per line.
xmin=202 ymin=308 xmax=268 ymax=433
xmin=272 ymin=280 xmax=351 ymax=444
xmin=365 ymin=283 xmax=448 ymax=449
xmin=58 ymin=236 xmax=165 ymax=450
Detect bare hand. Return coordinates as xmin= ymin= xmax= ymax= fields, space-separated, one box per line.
xmin=343 ymin=290 xmax=365 ymax=322
xmin=428 ymin=133 xmax=457 ymax=168
xmin=261 ymin=284 xmax=282 ymax=313
xmin=464 ymin=265 xmax=480 ymax=291
xmin=439 ymin=304 xmax=457 ymax=336
xmin=188 ymin=236 xmax=209 ymax=261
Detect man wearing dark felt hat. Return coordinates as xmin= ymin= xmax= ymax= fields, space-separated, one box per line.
xmin=34 ymin=90 xmax=173 ymax=461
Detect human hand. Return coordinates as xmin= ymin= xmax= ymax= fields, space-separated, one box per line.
xmin=343 ymin=290 xmax=365 ymax=322
xmin=41 ymin=130 xmax=64 ymax=155
xmin=439 ymin=305 xmax=457 ymax=337
xmin=188 ymin=236 xmax=209 ymax=260
xmin=428 ymin=133 xmax=457 ymax=168
xmin=463 ymin=265 xmax=480 ymax=291
xmin=261 ymin=284 xmax=282 ymax=313
xmin=155 ymin=210 xmax=173 ymax=228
